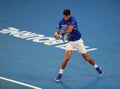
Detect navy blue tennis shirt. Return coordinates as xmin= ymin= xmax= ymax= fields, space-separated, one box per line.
xmin=57 ymin=16 xmax=81 ymax=41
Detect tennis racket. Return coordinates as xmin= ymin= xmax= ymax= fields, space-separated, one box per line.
xmin=44 ymin=33 xmax=71 ymax=45
xmin=60 ymin=33 xmax=71 ymax=43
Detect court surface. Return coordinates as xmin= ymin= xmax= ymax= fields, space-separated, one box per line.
xmin=0 ymin=0 xmax=120 ymax=89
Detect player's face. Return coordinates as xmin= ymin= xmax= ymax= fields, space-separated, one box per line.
xmin=63 ymin=15 xmax=70 ymax=21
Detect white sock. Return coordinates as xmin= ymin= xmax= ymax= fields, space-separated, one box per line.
xmin=94 ymin=64 xmax=98 ymax=68
xmin=59 ymin=68 xmax=64 ymax=74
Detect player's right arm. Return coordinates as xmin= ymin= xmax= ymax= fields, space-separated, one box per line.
xmin=54 ymin=29 xmax=61 ymax=38
xmin=54 ymin=20 xmax=62 ymax=38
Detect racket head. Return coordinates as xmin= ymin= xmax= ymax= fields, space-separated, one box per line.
xmin=61 ymin=33 xmax=71 ymax=43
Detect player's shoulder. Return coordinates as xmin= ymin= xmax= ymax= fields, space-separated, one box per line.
xmin=70 ymin=16 xmax=76 ymax=21
xmin=58 ymin=18 xmax=64 ymax=25
xmin=71 ymin=16 xmax=76 ymax=19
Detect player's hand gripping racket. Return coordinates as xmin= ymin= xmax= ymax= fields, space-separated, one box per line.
xmin=44 ymin=33 xmax=71 ymax=45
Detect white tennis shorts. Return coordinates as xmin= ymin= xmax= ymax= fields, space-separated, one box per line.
xmin=66 ymin=39 xmax=87 ymax=54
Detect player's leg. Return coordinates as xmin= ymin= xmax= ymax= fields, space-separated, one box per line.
xmin=82 ymin=53 xmax=95 ymax=65
xmin=55 ymin=43 xmax=73 ymax=82
xmin=55 ymin=50 xmax=72 ymax=82
xmin=61 ymin=50 xmax=73 ymax=69
xmin=74 ymin=39 xmax=104 ymax=76
xmin=82 ymin=53 xmax=104 ymax=76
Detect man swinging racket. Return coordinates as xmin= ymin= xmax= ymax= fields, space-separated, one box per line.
xmin=54 ymin=9 xmax=104 ymax=82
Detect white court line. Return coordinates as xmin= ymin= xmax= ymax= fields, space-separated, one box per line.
xmin=86 ymin=48 xmax=98 ymax=52
xmin=0 ymin=76 xmax=42 ymax=89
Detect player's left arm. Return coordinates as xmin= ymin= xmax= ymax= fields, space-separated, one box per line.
xmin=65 ymin=25 xmax=74 ymax=33
xmin=65 ymin=17 xmax=76 ymax=33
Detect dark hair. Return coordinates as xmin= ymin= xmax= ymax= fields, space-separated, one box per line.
xmin=63 ymin=9 xmax=71 ymax=16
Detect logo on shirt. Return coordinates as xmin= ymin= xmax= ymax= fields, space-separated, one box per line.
xmin=61 ymin=25 xmax=68 ymax=31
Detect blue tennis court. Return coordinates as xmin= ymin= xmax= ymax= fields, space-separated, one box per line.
xmin=0 ymin=0 xmax=120 ymax=89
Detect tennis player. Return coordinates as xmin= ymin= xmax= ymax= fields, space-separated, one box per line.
xmin=54 ymin=9 xmax=104 ymax=82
